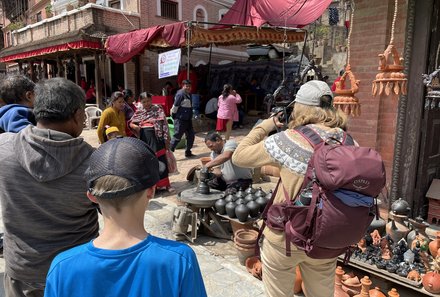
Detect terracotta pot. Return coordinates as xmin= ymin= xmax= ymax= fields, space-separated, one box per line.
xmin=245 ymin=256 xmax=262 ymax=280
xmin=369 ymin=287 xmax=386 ymax=297
xmin=234 ymin=244 xmax=255 ymax=265
xmin=341 ymin=275 xmax=362 ymax=296
xmin=200 ymin=157 xmax=211 ymax=166
xmin=334 ymin=266 xmax=349 ymax=297
xmin=353 ymin=276 xmax=371 ymax=297
xmin=429 ymin=231 xmax=440 ymax=257
xmin=385 ymin=214 xmax=409 ymax=243
xmin=234 ymin=229 xmax=258 ymax=244
xmin=387 ymin=288 xmax=399 ymax=297
xmin=423 ymin=271 xmax=440 ymax=294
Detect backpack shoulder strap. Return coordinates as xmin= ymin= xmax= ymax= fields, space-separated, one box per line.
xmin=296 ymin=125 xmax=356 ymax=146
xmin=294 ymin=125 xmax=323 ymax=148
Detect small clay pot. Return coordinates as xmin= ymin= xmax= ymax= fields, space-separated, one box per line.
xmin=254 ymin=187 xmax=266 ymax=198
xmin=234 ymin=229 xmax=258 ymax=244
xmin=225 ymin=201 xmax=237 ymax=218
xmin=423 ymin=271 xmax=440 ymax=294
xmin=235 ymin=187 xmax=245 ymax=199
xmin=369 ymin=287 xmax=386 ymax=297
xmin=235 ymin=204 xmax=250 ymax=222
xmin=265 ymin=189 xmax=273 ymax=200
xmin=391 ymin=198 xmax=410 ymax=216
xmin=255 ymin=196 xmax=268 ymax=212
xmin=225 ymin=194 xmax=235 ymax=203
xmin=244 ymin=193 xmax=255 ymax=203
xmin=235 ymin=198 xmax=245 ymax=205
xmin=246 ymin=200 xmax=260 ymax=218
xmin=214 ymin=198 xmax=227 ymax=215
xmin=245 ymin=185 xmax=256 ymax=195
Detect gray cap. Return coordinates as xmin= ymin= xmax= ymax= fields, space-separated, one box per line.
xmin=85 ymin=137 xmax=164 ymax=199
xmin=295 ymin=80 xmax=333 ymax=106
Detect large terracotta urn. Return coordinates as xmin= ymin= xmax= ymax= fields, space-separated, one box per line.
xmin=429 ymin=231 xmax=440 ymax=257
xmin=422 ymin=271 xmax=440 ymax=294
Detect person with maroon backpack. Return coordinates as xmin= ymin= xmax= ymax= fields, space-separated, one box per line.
xmin=232 ymin=80 xmax=381 ymax=297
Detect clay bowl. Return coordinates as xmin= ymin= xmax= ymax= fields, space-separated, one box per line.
xmin=234 ymin=229 xmax=258 ymax=245
xmin=245 ymin=256 xmax=262 ymax=280
xmin=200 ymin=157 xmax=211 ymax=166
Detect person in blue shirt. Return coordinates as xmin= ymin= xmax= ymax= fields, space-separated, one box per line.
xmin=0 ymin=74 xmax=36 ymax=133
xmin=44 ymin=137 xmax=207 ymax=297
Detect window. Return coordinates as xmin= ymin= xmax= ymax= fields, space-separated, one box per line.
xmin=196 ymin=9 xmax=204 ymax=23
xmin=160 ymin=0 xmax=178 ymax=20
xmin=109 ymin=0 xmax=121 ymax=9
xmin=36 ymin=12 xmax=42 ymax=22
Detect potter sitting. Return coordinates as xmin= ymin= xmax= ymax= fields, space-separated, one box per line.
xmin=203 ymin=131 xmax=253 ymax=194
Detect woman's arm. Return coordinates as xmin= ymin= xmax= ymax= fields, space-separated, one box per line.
xmin=96 ymin=110 xmax=109 ymax=144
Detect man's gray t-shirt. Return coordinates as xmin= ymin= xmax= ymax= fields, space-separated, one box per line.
xmin=211 ymin=140 xmax=253 ymax=182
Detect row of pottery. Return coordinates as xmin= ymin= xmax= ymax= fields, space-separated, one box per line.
xmin=214 ymin=186 xmax=271 ymax=222
xmin=335 ymin=266 xmax=401 ymax=297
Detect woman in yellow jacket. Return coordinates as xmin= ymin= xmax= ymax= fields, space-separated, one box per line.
xmin=97 ymin=91 xmax=126 ymax=143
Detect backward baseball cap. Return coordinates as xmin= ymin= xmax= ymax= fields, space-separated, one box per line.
xmin=85 ymin=137 xmax=164 ymax=199
xmin=294 ymin=80 xmax=333 ymax=106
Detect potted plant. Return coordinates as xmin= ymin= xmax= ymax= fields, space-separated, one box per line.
xmin=66 ymin=3 xmax=74 ymax=11
xmin=45 ymin=4 xmax=53 ymax=18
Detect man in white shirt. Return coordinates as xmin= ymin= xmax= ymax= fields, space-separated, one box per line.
xmin=203 ymin=131 xmax=253 ymax=193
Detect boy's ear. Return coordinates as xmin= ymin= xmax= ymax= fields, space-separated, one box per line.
xmin=87 ymin=191 xmax=99 ymax=203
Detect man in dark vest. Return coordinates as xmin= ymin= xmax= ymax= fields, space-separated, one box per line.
xmin=170 ymin=79 xmax=196 ymax=158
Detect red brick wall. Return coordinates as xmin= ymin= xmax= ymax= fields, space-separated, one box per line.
xmin=349 ymin=0 xmax=408 ymax=184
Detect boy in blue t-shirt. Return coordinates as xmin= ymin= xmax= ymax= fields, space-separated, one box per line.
xmin=44 ymin=137 xmax=207 ymax=297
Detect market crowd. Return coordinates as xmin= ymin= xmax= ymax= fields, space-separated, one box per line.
xmin=0 ymin=73 xmax=350 ymax=297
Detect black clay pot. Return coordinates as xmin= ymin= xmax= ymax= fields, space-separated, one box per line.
xmin=214 ymin=198 xmax=227 ymax=215
xmin=255 ymin=187 xmax=266 ymax=198
xmin=245 ymin=184 xmax=255 ymax=195
xmin=235 ymin=204 xmax=250 ymax=223
xmin=244 ymin=193 xmax=255 ymax=203
xmin=367 ymin=216 xmax=387 ymax=234
xmin=255 ymin=196 xmax=268 ymax=212
xmin=224 ymin=194 xmax=235 ymax=203
xmin=265 ymin=189 xmax=273 ymax=200
xmin=386 ymin=263 xmax=397 ymax=273
xmin=235 ymin=187 xmax=245 ymax=199
xmin=225 ymin=201 xmax=237 ymax=218
xmin=247 ymin=200 xmax=260 ymax=218
xmin=235 ymin=198 xmax=245 ymax=205
xmin=391 ymin=198 xmax=411 ymax=216
xmin=376 ymin=260 xmax=387 ymax=270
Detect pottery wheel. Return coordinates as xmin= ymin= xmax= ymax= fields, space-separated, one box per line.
xmin=178 ymin=187 xmax=223 ymax=208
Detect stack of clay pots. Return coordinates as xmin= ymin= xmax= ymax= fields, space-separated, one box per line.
xmin=234 ymin=229 xmax=258 ymax=265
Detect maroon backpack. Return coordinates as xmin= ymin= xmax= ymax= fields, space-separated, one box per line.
xmin=259 ymin=126 xmax=385 ymax=260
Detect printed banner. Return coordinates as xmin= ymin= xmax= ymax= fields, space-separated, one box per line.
xmin=158 ymin=49 xmax=181 ymax=79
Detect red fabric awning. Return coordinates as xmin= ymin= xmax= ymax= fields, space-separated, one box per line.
xmin=0 ymin=40 xmax=102 ymax=63
xmin=106 ymin=23 xmax=186 ymax=64
xmin=217 ymin=0 xmax=333 ymax=28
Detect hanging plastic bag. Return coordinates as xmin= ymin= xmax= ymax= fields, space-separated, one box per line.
xmin=166 ymin=150 xmax=178 ymax=174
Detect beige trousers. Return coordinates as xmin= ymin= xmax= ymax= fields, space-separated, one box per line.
xmin=261 ymin=237 xmax=337 ymax=297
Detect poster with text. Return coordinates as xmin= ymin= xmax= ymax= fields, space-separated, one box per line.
xmin=158 ymin=49 xmax=181 ymax=79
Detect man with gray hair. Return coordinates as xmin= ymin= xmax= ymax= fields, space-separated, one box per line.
xmin=0 ymin=77 xmax=99 ymax=297
xmin=0 ymin=74 xmax=36 ymax=133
